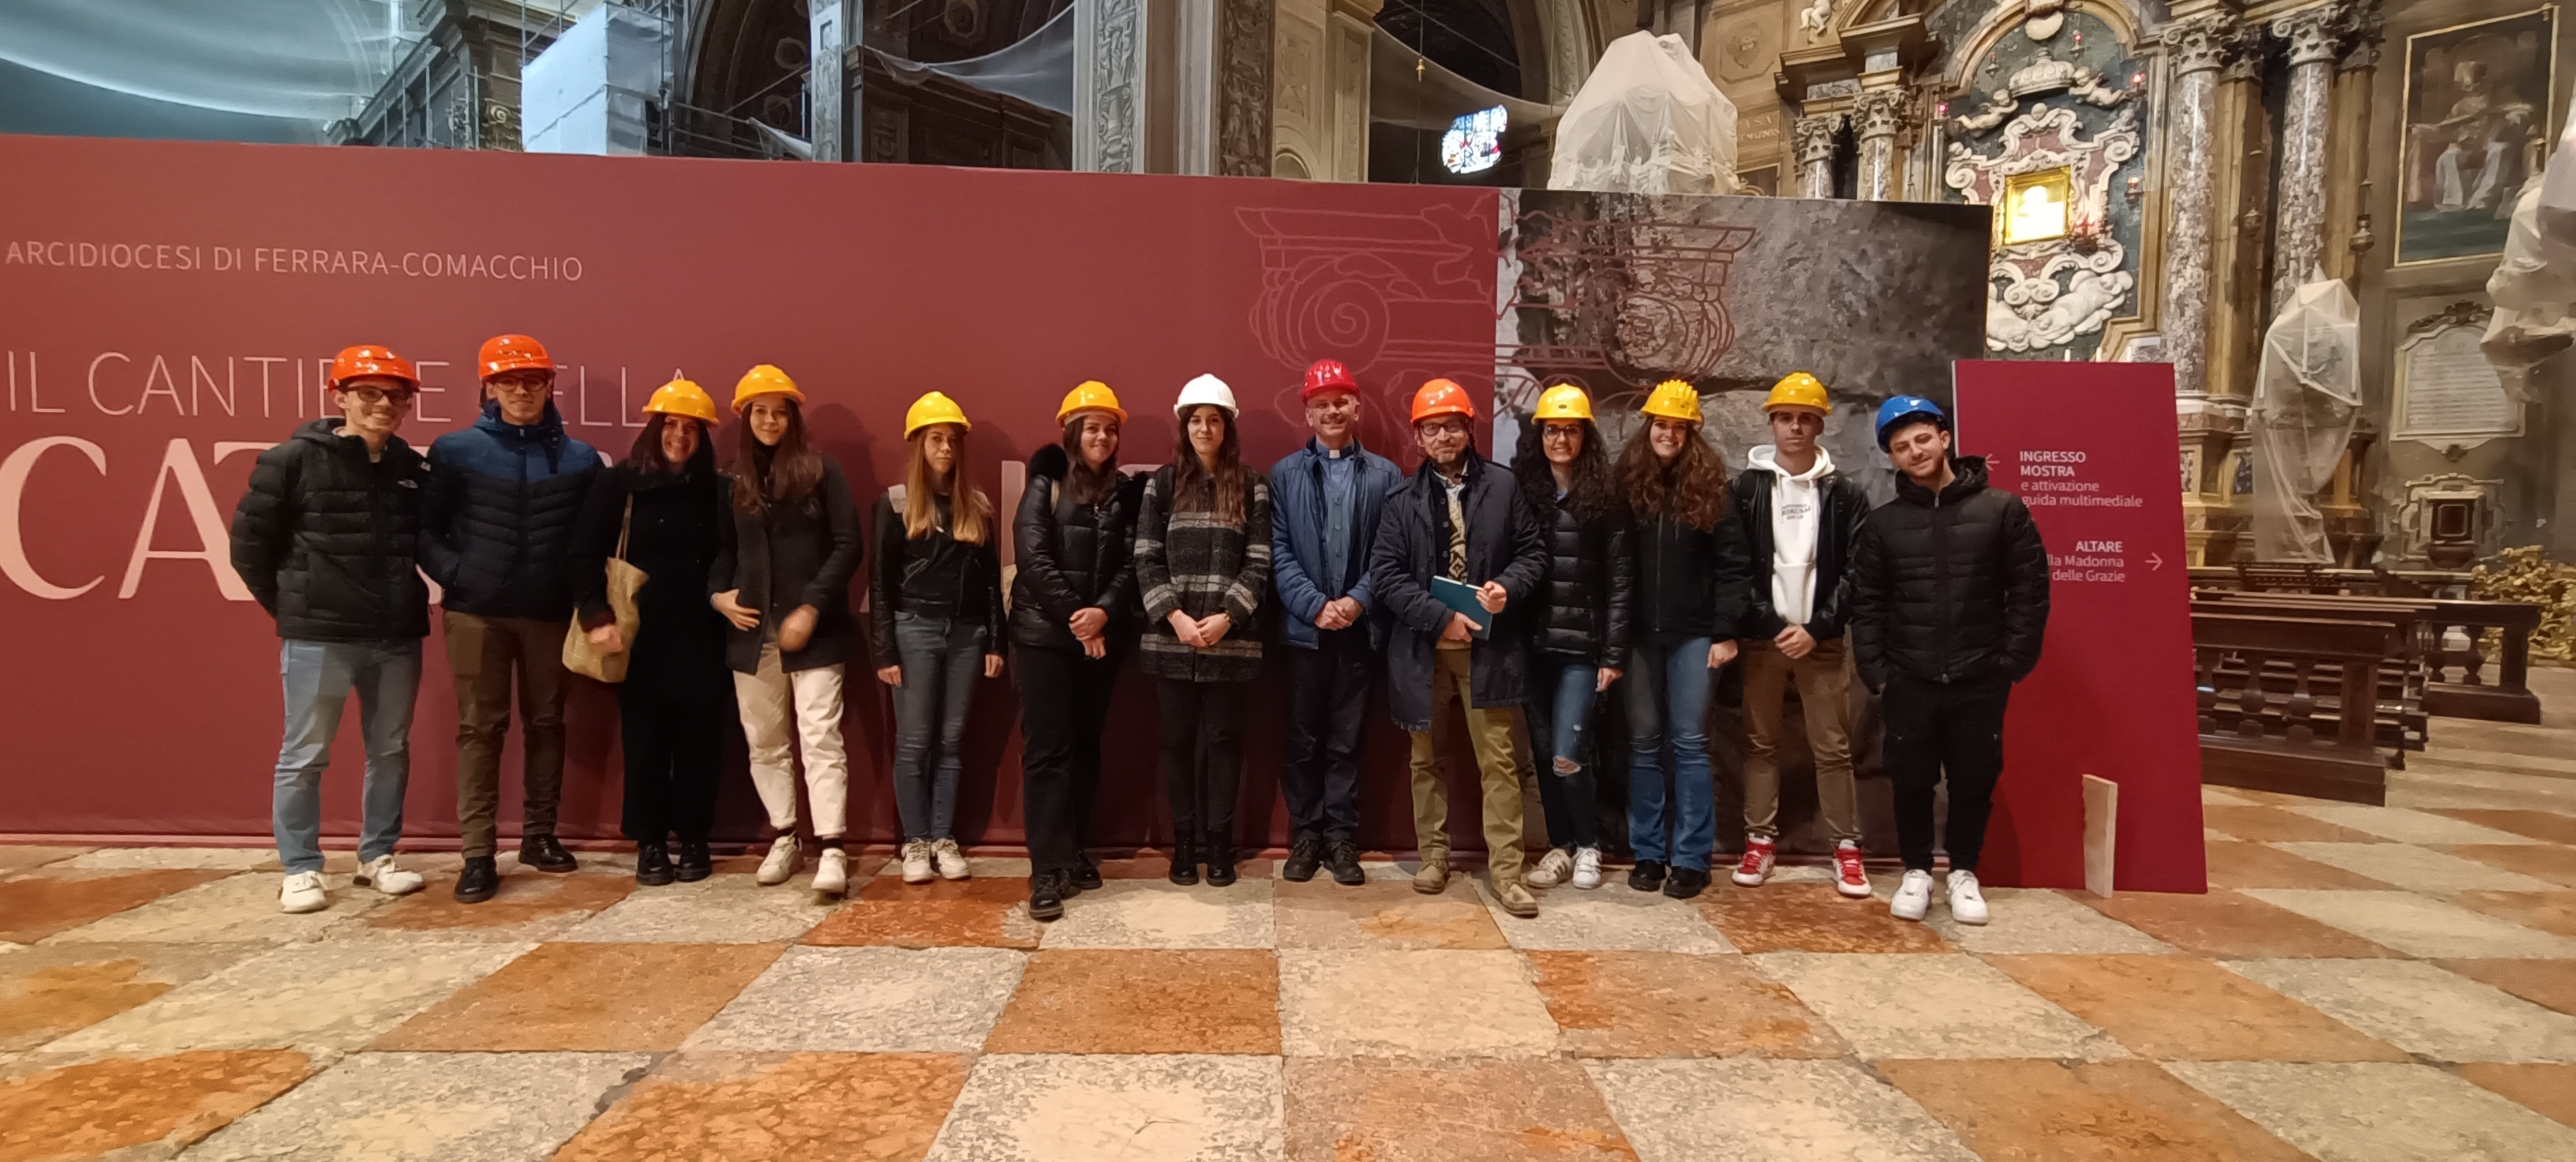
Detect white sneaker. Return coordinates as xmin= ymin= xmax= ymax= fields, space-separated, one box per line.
xmin=279 ymin=870 xmax=328 ymax=913
xmin=901 ymin=840 xmax=936 ymax=884
xmin=812 ymin=848 xmax=849 ymax=894
xmin=1890 ymin=869 xmax=1934 ymax=921
xmin=932 ymin=838 xmax=971 ymax=881
xmin=353 ymin=854 xmax=424 ymax=897
xmin=756 ymin=834 xmax=801 ymax=886
xmin=1526 ymin=848 xmax=1571 ymax=889
xmin=1571 ymin=846 xmax=1604 ymax=890
xmin=1947 ymin=869 xmax=1990 ymax=925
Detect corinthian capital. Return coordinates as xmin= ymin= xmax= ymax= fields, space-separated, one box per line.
xmin=2271 ymin=0 xmax=2361 ymax=67
xmin=2162 ymin=11 xmax=2256 ymax=77
xmin=1792 ymin=113 xmax=1845 ymax=163
xmin=1852 ymin=88 xmax=1914 ymax=141
xmin=2338 ymin=0 xmax=2386 ymax=71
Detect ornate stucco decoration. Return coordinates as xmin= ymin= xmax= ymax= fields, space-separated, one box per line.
xmin=2161 ymin=11 xmax=2259 ymax=77
xmin=1946 ymin=103 xmax=2144 ymax=351
xmin=2024 ymin=0 xmax=2068 ymax=42
xmin=1792 ymin=113 xmax=1844 ymax=164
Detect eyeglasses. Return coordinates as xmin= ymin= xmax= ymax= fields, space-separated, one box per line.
xmin=490 ymin=379 xmax=552 ymax=395
xmin=341 ymin=387 xmax=416 ymax=407
xmin=1541 ymin=425 xmax=1582 ymax=440
xmin=1417 ymin=418 xmax=1470 ymax=437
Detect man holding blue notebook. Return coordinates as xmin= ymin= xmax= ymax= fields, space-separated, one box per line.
xmin=1369 ymin=378 xmax=1548 ymax=916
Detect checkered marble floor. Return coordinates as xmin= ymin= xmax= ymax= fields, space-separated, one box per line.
xmin=6 ymin=679 xmax=2574 ymax=1160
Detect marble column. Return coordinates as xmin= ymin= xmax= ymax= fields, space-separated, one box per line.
xmin=2156 ymin=13 xmax=2253 ymax=403
xmin=2268 ymin=2 xmax=2355 ymax=312
xmin=1792 ymin=113 xmax=1841 ymax=198
xmin=1852 ymin=88 xmax=1911 ymax=201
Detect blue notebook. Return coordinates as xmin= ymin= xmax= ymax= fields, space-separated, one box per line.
xmin=1429 ymin=576 xmax=1492 ymax=640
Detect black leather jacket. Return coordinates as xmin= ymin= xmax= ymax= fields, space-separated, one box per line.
xmin=1732 ymin=463 xmax=1871 ymax=640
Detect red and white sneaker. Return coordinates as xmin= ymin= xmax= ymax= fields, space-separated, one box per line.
xmin=1732 ymin=838 xmax=1776 ymax=887
xmin=1833 ymin=841 xmax=1872 ymax=898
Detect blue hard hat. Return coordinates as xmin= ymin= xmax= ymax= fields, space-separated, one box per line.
xmin=1874 ymin=395 xmax=1948 ymax=449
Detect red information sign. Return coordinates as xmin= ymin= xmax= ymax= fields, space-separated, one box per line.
xmin=1952 ymin=360 xmax=2206 ymax=892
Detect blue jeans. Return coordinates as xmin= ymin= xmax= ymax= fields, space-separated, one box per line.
xmin=1530 ymin=655 xmax=1602 ymax=850
xmin=1624 ymin=635 xmax=1715 ymax=871
xmin=272 ymin=639 xmax=422 ymax=874
xmin=891 ymin=613 xmax=987 ymax=842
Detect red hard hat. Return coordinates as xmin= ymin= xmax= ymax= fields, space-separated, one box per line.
xmin=1302 ymin=358 xmax=1359 ymax=401
xmin=1411 ymin=377 xmax=1474 ymax=424
xmin=329 ymin=344 xmax=419 ymax=390
xmin=477 ymin=333 xmax=553 ymax=380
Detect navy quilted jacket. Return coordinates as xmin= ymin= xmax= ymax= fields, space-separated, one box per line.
xmin=420 ymin=399 xmax=600 ymax=620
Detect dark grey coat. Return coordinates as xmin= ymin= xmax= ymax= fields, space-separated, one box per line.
xmin=1369 ymin=452 xmax=1548 ymax=732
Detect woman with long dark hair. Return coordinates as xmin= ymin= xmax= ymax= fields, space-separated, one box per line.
xmin=1614 ymin=379 xmax=1751 ymax=901
xmin=870 ymin=392 xmax=1006 ymax=886
xmin=710 ymin=365 xmax=864 ymax=894
xmin=569 ymin=380 xmax=733 ymax=886
xmin=1011 ymin=381 xmax=1143 ymax=920
xmin=1511 ymin=384 xmax=1632 ymax=893
xmin=1134 ymin=373 xmax=1271 ymax=887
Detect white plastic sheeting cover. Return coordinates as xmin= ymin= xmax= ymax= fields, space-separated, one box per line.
xmin=1369 ymin=28 xmax=1562 ymax=132
xmin=2250 ymin=274 xmax=2362 ymax=563
xmin=870 ymin=4 xmax=1075 ymax=116
xmin=1545 ymin=31 xmax=1738 ymax=196
xmin=522 ymin=4 xmax=669 ymax=156
xmin=0 ymin=0 xmax=400 ymax=122
xmin=2484 ymin=102 xmax=2576 ymax=377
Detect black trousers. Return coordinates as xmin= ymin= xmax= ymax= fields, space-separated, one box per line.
xmin=1282 ymin=628 xmax=1372 ymax=842
xmin=1015 ymin=642 xmax=1123 ymax=874
xmin=1158 ymin=677 xmax=1246 ymax=848
xmin=1884 ymin=671 xmax=2012 ymax=872
xmin=618 ymin=684 xmax=727 ymax=844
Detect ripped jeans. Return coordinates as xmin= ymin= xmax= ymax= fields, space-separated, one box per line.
xmin=1530 ymin=654 xmax=1603 ymax=851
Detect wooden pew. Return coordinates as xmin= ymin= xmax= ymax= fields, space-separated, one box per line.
xmin=2195 ymin=588 xmax=2545 ymax=723
xmin=2194 ymin=612 xmax=2398 ymax=805
xmin=2188 ymin=592 xmax=2430 ymax=761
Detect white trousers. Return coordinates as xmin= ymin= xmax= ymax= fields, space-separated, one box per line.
xmin=732 ymin=641 xmax=849 ymax=838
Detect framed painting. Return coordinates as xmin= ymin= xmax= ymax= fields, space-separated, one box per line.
xmin=2397 ymin=6 xmax=2556 ymax=265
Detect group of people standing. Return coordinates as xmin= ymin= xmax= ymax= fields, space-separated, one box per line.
xmin=230 ymin=338 xmax=2047 ymax=928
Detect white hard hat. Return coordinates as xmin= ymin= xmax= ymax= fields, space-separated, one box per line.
xmin=1174 ymin=373 xmax=1239 ymax=418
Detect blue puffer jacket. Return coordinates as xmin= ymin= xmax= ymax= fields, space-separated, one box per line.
xmin=421 ymin=399 xmax=600 ymax=620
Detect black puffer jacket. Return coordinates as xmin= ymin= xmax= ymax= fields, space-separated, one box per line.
xmin=1732 ymin=464 xmax=1871 ymax=640
xmin=711 ymin=455 xmax=864 ymax=674
xmin=1631 ymin=501 xmax=1755 ymax=643
xmin=419 ymin=400 xmax=600 ymax=620
xmin=1848 ymin=455 xmax=2051 ymax=691
xmin=1527 ymin=496 xmax=1634 ymax=668
xmin=568 ymin=444 xmax=729 ymax=700
xmin=229 ymin=418 xmax=432 ymax=643
xmin=1010 ymin=444 xmax=1142 ymax=652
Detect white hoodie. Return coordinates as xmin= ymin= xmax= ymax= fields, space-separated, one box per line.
xmin=1748 ymin=444 xmax=1834 ymax=627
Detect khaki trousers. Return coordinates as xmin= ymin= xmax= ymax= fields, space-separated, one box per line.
xmin=1742 ymin=637 xmax=1859 ymax=842
xmin=1407 ymin=647 xmax=1526 ymax=883
xmin=732 ymin=640 xmax=851 ymax=838
xmin=444 ymin=611 xmax=568 ymax=858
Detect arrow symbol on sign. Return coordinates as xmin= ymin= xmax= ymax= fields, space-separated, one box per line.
xmin=2147 ymin=553 xmax=2163 ymax=571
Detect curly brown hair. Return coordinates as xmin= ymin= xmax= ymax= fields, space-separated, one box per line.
xmin=1618 ymin=418 xmax=1728 ymax=530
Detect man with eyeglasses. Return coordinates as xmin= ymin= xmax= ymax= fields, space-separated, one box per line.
xmin=420 ymin=334 xmax=600 ymax=902
xmin=1267 ymin=358 xmax=1402 ymax=886
xmin=231 ymin=345 xmax=436 ymax=913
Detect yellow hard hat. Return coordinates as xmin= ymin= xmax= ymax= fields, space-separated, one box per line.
xmin=1765 ymin=371 xmax=1829 ymax=415
xmin=904 ymin=391 xmax=971 ymax=437
xmin=731 ymin=364 xmax=803 ymax=414
xmin=1533 ymin=384 xmax=1593 ymax=422
xmin=1057 ymin=380 xmax=1128 ymax=425
xmin=642 ymin=378 xmax=720 ymax=424
xmin=1640 ymin=379 xmax=1702 ymax=423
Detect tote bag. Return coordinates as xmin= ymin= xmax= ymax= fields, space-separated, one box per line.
xmin=564 ymin=497 xmax=646 ymax=682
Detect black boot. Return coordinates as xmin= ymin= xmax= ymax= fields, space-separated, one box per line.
xmin=519 ymin=832 xmax=578 ymax=872
xmin=635 ymin=842 xmax=675 ymax=886
xmin=1203 ymin=832 xmax=1237 ymax=887
xmin=1029 ymin=871 xmax=1066 ymax=922
xmin=453 ymin=856 xmax=500 ymax=903
xmin=1070 ymin=853 xmax=1103 ymax=892
xmin=674 ymin=840 xmax=713 ymax=883
xmin=1628 ymin=860 xmax=1666 ymax=893
xmin=1663 ymin=866 xmax=1710 ymax=899
xmin=1326 ymin=839 xmax=1366 ymax=886
xmin=1279 ymin=834 xmax=1323 ymax=883
xmin=1167 ymin=839 xmax=1200 ymax=886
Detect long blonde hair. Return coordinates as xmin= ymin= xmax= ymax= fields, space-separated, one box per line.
xmin=902 ymin=425 xmax=992 ymax=544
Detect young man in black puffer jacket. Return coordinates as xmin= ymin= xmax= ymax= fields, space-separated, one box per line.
xmin=1849 ymin=395 xmax=2050 ymax=928
xmin=420 ymin=334 xmax=598 ymax=902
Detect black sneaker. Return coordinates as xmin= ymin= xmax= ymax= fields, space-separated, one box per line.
xmin=1280 ymin=834 xmax=1324 ymax=883
xmin=1029 ymin=871 xmax=1066 ymax=922
xmin=674 ymin=840 xmax=713 ymax=882
xmin=1663 ymin=866 xmax=1711 ymax=900
xmin=1070 ymin=855 xmax=1103 ymax=892
xmin=635 ymin=842 xmax=675 ymax=886
xmin=453 ymin=855 xmax=500 ymax=903
xmin=1627 ymin=860 xmax=1666 ymax=893
xmin=1326 ymin=839 xmax=1366 ymax=886
xmin=519 ymin=833 xmax=578 ymax=873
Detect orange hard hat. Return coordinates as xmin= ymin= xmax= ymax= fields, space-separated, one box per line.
xmin=1410 ymin=377 xmax=1474 ymax=425
xmin=329 ymin=344 xmax=418 ymax=390
xmin=477 ymin=334 xmax=553 ymax=380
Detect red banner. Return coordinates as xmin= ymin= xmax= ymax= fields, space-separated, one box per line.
xmin=1953 ymin=360 xmax=2206 ymax=892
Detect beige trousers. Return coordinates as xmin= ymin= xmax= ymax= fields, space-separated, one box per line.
xmin=1741 ymin=638 xmax=1859 ymax=842
xmin=1407 ymin=647 xmax=1526 ymax=883
xmin=732 ymin=640 xmax=850 ymax=838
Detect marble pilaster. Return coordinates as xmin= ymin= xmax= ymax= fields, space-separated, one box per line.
xmin=2156 ymin=13 xmax=2255 ymax=404
xmin=1792 ymin=113 xmax=1843 ymax=199
xmin=2268 ymin=2 xmax=2356 ymax=311
xmin=1852 ymin=88 xmax=1911 ymax=202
